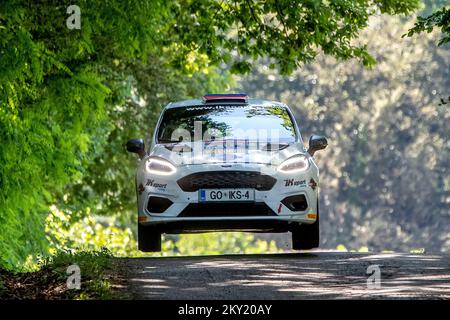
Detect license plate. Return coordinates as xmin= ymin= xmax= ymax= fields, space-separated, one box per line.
xmin=199 ymin=189 xmax=255 ymax=202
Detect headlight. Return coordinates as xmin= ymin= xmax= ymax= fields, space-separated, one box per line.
xmin=146 ymin=157 xmax=176 ymax=175
xmin=277 ymin=154 xmax=310 ymax=173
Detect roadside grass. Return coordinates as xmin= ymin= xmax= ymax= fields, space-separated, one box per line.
xmin=0 ymin=248 xmax=123 ymax=300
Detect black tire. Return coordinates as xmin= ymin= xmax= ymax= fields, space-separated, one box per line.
xmin=292 ymin=200 xmax=320 ymax=250
xmin=138 ymin=224 xmax=162 ymax=252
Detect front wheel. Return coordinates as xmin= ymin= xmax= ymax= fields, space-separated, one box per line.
xmin=291 ymin=200 xmax=320 ymax=250
xmin=138 ymin=224 xmax=162 ymax=252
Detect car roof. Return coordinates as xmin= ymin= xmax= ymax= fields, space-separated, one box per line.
xmin=164 ymin=98 xmax=288 ymax=110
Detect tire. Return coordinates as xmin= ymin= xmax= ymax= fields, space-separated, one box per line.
xmin=138 ymin=224 xmax=162 ymax=252
xmin=292 ymin=200 xmax=320 ymax=250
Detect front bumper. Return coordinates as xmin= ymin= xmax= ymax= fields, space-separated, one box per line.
xmin=136 ymin=163 xmax=319 ymax=230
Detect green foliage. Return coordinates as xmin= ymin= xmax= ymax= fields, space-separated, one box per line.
xmin=43 ymin=248 xmax=112 ymax=281
xmin=38 ymin=248 xmax=115 ymax=300
xmin=405 ymin=5 xmax=450 ymax=45
xmin=0 ymin=0 xmax=167 ymax=269
xmin=46 ymin=207 xmax=137 ymax=257
xmin=45 ymin=207 xmax=280 ymax=258
xmin=168 ymin=0 xmax=420 ymax=74
xmin=405 ymin=2 xmax=449 ymax=111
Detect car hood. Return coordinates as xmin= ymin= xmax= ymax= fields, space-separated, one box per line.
xmin=149 ymin=142 xmax=306 ymax=166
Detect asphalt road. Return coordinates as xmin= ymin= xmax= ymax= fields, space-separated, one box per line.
xmin=120 ymin=252 xmax=450 ymax=299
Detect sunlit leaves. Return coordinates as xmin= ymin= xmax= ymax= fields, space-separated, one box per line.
xmin=0 ymin=0 xmax=428 ymax=269
xmin=0 ymin=0 xmax=167 ymax=269
xmin=169 ymin=0 xmax=420 ymax=74
xmin=405 ymin=6 xmax=450 ymax=46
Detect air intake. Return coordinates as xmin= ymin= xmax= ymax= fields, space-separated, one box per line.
xmin=147 ymin=196 xmax=173 ymax=213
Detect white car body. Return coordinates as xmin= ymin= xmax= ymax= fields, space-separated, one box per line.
xmin=128 ymin=95 xmax=326 ymax=250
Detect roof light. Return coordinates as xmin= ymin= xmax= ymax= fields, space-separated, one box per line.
xmin=202 ymin=93 xmax=248 ymax=103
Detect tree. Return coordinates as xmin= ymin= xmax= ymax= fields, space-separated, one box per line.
xmin=168 ymin=0 xmax=420 ymax=74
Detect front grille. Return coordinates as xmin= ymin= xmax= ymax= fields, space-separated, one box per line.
xmin=178 ymin=203 xmax=277 ymax=217
xmin=177 ymin=171 xmax=276 ymax=192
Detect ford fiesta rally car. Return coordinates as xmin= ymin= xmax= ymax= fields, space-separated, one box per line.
xmin=126 ymin=94 xmax=327 ymax=252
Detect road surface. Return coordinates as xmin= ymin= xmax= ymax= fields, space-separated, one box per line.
xmin=118 ymin=252 xmax=450 ymax=299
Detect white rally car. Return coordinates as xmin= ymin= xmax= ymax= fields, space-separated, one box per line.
xmin=126 ymin=94 xmax=327 ymax=252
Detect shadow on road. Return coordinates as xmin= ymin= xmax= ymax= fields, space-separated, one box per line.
xmin=120 ymin=252 xmax=450 ymax=299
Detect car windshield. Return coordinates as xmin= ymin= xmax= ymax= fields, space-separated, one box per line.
xmin=157 ymin=105 xmax=297 ymax=146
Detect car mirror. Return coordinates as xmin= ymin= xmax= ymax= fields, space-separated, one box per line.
xmin=126 ymin=138 xmax=146 ymax=159
xmin=307 ymin=135 xmax=328 ymax=156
